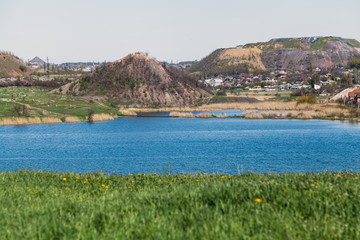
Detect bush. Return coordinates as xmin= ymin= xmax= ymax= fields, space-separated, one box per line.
xmin=19 ymin=65 xmax=27 ymax=72
xmin=216 ymin=90 xmax=227 ymax=96
xmin=87 ymin=109 xmax=94 ymax=123
xmin=296 ymin=96 xmax=317 ymax=104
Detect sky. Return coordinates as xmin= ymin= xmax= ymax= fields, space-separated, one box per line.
xmin=0 ymin=0 xmax=359 ymax=64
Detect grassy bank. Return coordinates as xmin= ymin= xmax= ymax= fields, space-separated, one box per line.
xmin=0 ymin=87 xmax=118 ymax=125
xmin=0 ymin=87 xmax=118 ymax=118
xmin=1 ymin=170 xmax=360 ymax=239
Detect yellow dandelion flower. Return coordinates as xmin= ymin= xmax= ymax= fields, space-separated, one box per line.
xmin=102 ymin=184 xmax=105 ymax=187
xmin=76 ymin=177 xmax=79 ymax=180
xmin=26 ymin=187 xmax=30 ymax=189
xmin=221 ymin=176 xmax=225 ymax=179
xmin=228 ymin=176 xmax=232 ymax=179
xmin=255 ymin=198 xmax=262 ymax=203
xmin=105 ymin=186 xmax=109 ymax=189
xmin=81 ymin=180 xmax=83 ymax=183
xmin=84 ymin=181 xmax=87 ymax=184
xmin=315 ymin=182 xmax=320 ymax=186
xmin=196 ymin=179 xmax=200 ymax=182
xmin=137 ymin=173 xmax=141 ymax=176
xmin=127 ymin=182 xmax=130 ymax=185
xmin=63 ymin=177 xmax=67 ymax=181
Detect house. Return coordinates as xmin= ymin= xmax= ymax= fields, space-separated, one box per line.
xmin=355 ymin=93 xmax=360 ymax=103
xmin=348 ymin=89 xmax=360 ymax=104
xmin=204 ymin=78 xmax=223 ymax=87
xmin=348 ymin=89 xmax=360 ymax=99
xmin=29 ymin=56 xmax=45 ymax=68
xmin=314 ymin=84 xmax=321 ymax=90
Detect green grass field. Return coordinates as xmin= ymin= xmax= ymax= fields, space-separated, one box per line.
xmin=0 ymin=87 xmax=118 ymax=119
xmin=1 ymin=171 xmax=359 ymax=239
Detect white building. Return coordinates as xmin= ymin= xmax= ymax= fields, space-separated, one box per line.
xmin=205 ymin=78 xmax=223 ymax=87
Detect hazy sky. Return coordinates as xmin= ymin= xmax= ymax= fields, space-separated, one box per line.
xmin=0 ymin=0 xmax=359 ymax=63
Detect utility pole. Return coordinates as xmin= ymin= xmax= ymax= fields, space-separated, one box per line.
xmin=46 ymin=57 xmax=49 ymax=76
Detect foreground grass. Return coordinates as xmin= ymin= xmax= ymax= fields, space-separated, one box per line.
xmin=1 ymin=171 xmax=360 ymax=239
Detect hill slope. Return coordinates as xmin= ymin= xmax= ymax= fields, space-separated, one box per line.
xmin=61 ymin=53 xmax=211 ymax=107
xmin=0 ymin=53 xmax=33 ymax=78
xmin=190 ymin=37 xmax=360 ymax=75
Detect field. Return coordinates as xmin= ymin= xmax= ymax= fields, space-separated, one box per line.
xmin=1 ymin=171 xmax=360 ymax=239
xmin=0 ymin=87 xmax=118 ymax=120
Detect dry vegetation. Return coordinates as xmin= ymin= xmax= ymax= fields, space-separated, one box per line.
xmin=0 ymin=117 xmax=62 ymax=126
xmin=195 ymin=112 xmax=212 ymax=118
xmin=159 ymin=101 xmax=354 ymax=120
xmin=169 ymin=112 xmax=194 ymax=118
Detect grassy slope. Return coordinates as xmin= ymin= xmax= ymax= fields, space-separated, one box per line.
xmin=0 ymin=87 xmax=118 ymax=119
xmin=345 ymin=39 xmax=360 ymax=48
xmin=0 ymin=171 xmax=359 ymax=239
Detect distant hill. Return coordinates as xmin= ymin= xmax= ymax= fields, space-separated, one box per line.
xmin=0 ymin=53 xmax=33 ymax=78
xmin=56 ymin=53 xmax=211 ymax=107
xmin=29 ymin=56 xmax=46 ymax=66
xmin=189 ymin=37 xmax=360 ymax=75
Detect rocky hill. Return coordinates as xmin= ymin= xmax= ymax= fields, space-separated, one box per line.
xmin=0 ymin=53 xmax=33 ymax=78
xmin=189 ymin=37 xmax=360 ymax=75
xmin=58 ymin=52 xmax=211 ymax=107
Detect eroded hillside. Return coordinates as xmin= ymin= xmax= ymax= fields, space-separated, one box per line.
xmin=190 ymin=37 xmax=360 ymax=75
xmin=0 ymin=54 xmax=33 ymax=78
xmin=57 ymin=53 xmax=211 ymax=107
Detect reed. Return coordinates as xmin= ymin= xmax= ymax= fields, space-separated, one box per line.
xmin=119 ymin=109 xmax=137 ymax=116
xmin=65 ymin=116 xmax=81 ymax=123
xmin=261 ymin=111 xmax=281 ymax=118
xmin=86 ymin=114 xmax=114 ymax=122
xmin=297 ymin=112 xmax=313 ymax=120
xmin=242 ymin=112 xmax=264 ymax=119
xmin=216 ymin=113 xmax=228 ymax=118
xmin=0 ymin=117 xmax=63 ymax=125
xmin=41 ymin=117 xmax=62 ymax=124
xmin=195 ymin=112 xmax=212 ymax=118
xmin=170 ymin=112 xmax=194 ymax=118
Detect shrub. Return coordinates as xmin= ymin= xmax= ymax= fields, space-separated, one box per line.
xmin=87 ymin=109 xmax=95 ymax=123
xmin=296 ymin=96 xmax=316 ymax=104
xmin=19 ymin=65 xmax=27 ymax=72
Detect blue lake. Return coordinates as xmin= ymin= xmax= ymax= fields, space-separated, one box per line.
xmin=1 ymin=116 xmax=360 ymax=174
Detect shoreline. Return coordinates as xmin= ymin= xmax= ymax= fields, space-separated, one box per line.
xmin=1 ymin=101 xmax=359 ymax=126
xmin=0 ymin=113 xmax=115 ymax=126
xmin=1 ymin=112 xmax=359 ymax=126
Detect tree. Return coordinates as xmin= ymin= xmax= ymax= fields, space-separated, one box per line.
xmin=348 ymin=58 xmax=360 ymax=69
xmin=87 ymin=109 xmax=94 ymax=123
xmin=354 ymin=68 xmax=359 ymax=84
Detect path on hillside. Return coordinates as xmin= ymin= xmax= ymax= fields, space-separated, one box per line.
xmin=0 ymin=98 xmax=62 ymax=116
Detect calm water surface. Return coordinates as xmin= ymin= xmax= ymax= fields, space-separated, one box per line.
xmin=1 ymin=115 xmax=360 ymax=174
